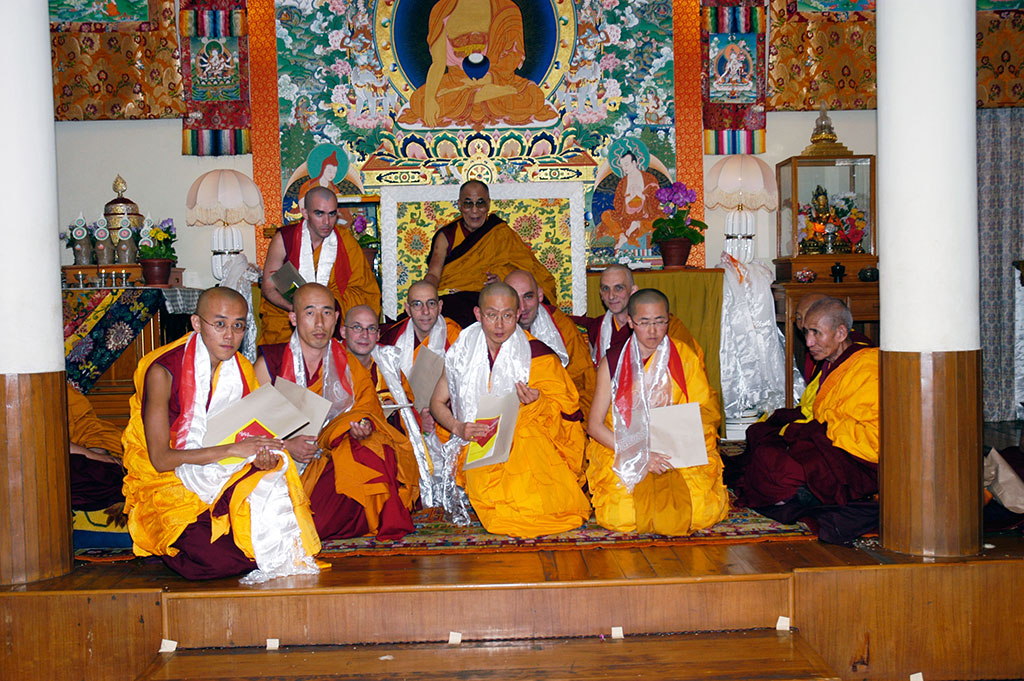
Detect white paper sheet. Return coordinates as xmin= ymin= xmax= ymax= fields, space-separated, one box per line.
xmin=409 ymin=348 xmax=445 ymax=411
xmin=649 ymin=402 xmax=709 ymax=469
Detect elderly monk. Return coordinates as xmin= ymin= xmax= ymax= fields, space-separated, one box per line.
xmin=737 ymin=298 xmax=880 ymax=542
xmin=67 ymin=384 xmax=126 ymax=512
xmin=505 ymin=269 xmax=596 ymax=417
xmin=256 ymin=289 xmax=417 ymax=541
xmin=586 ymin=289 xmax=727 ymax=535
xmin=574 ymin=264 xmax=705 ymax=369
xmin=794 ymin=292 xmax=874 ymax=384
xmin=122 ymin=288 xmax=320 ymax=581
xmin=430 ymin=283 xmax=591 ymax=537
xmin=260 ymin=186 xmax=380 ymax=344
xmin=423 ymin=180 xmax=557 ymax=328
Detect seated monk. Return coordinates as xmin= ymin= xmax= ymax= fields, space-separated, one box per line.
xmin=736 ymin=297 xmax=880 ymax=543
xmin=794 ymin=292 xmax=874 ymax=384
xmin=573 ymin=264 xmax=706 ymax=369
xmin=255 ymin=288 xmax=417 ymax=541
xmin=122 ymin=288 xmax=320 ymax=581
xmin=423 ymin=180 xmax=558 ymax=328
xmin=67 ymin=384 xmax=126 ymax=512
xmin=429 ymin=283 xmax=591 ymax=537
xmin=586 ymin=289 xmax=728 ymax=535
xmin=505 ymin=269 xmax=596 ymax=418
xmin=260 ymin=186 xmax=380 ymax=345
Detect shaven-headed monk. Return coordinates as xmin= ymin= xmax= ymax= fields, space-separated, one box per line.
xmin=256 ymin=289 xmax=416 ymax=541
xmin=586 ymin=289 xmax=727 ymax=535
xmin=430 ymin=283 xmax=591 ymax=537
xmin=737 ymin=297 xmax=880 ymax=542
xmin=422 ymin=180 xmax=558 ymax=328
xmin=122 ymin=287 xmax=320 ymax=581
xmin=505 ymin=269 xmax=596 ymax=418
xmin=260 ymin=186 xmax=381 ymax=344
xmin=794 ymin=292 xmax=874 ymax=384
xmin=574 ymin=264 xmax=706 ymax=369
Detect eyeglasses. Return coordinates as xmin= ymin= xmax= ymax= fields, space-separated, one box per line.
xmin=483 ymin=311 xmax=517 ymax=323
xmin=197 ymin=315 xmax=247 ymax=332
xmin=460 ymin=198 xmax=488 ymax=210
xmin=345 ymin=324 xmax=379 ymax=335
xmin=633 ymin=318 xmax=669 ymax=329
xmin=409 ymin=299 xmax=439 ymax=310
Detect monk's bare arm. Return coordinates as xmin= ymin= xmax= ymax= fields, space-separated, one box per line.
xmin=429 ymin=367 xmax=489 ymax=441
xmin=142 ymin=364 xmax=283 ymax=473
xmin=253 ymin=355 xmax=272 ymax=386
xmin=423 ymin=231 xmax=448 ymax=289
xmin=260 ymin=232 xmax=293 ymax=312
xmin=587 ymin=359 xmax=615 ymax=449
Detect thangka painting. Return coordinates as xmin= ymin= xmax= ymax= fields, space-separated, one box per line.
xmin=791 ymin=0 xmax=874 ymax=13
xmin=50 ymin=0 xmax=185 ymax=120
xmin=766 ymin=0 xmax=875 ymax=111
xmin=273 ymin=0 xmax=678 ymax=268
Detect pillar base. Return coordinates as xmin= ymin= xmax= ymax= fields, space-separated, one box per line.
xmin=1 ymin=372 xmax=72 ymax=585
xmin=880 ymin=350 xmax=982 ymax=557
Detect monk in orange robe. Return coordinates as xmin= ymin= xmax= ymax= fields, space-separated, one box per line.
xmin=424 ymin=181 xmax=558 ymax=328
xmin=430 ymin=283 xmax=590 ymax=537
xmin=260 ymin=186 xmax=380 ymax=344
xmin=587 ymin=289 xmax=728 ymax=535
xmin=397 ymin=0 xmax=557 ymax=129
xmin=504 ymin=270 xmax=596 ymax=418
xmin=122 ymin=288 xmax=320 ymax=581
xmin=256 ymin=290 xmax=417 ymax=541
xmin=67 ymin=384 xmax=125 ymax=511
xmin=736 ymin=298 xmax=880 ymax=543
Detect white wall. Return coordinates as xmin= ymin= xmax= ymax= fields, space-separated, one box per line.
xmin=702 ymin=110 xmax=878 ymax=270
xmin=55 ymin=118 xmax=256 ymax=290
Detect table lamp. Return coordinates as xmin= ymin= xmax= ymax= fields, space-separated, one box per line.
xmin=185 ymin=169 xmax=265 ymax=280
xmin=705 ymin=155 xmax=777 ymax=263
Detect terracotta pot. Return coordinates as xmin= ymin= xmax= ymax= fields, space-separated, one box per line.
xmin=139 ymin=258 xmax=173 ymax=286
xmin=657 ymin=237 xmax=693 ymax=269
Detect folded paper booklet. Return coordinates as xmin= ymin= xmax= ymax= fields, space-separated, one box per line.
xmin=649 ymin=402 xmax=710 ymax=469
xmin=271 ymin=262 xmax=306 ymax=304
xmin=409 ymin=348 xmax=445 ymax=412
xmin=273 ymin=377 xmax=333 ymax=438
xmin=462 ymin=391 xmax=520 ymax=471
xmin=203 ymin=384 xmax=310 ymax=464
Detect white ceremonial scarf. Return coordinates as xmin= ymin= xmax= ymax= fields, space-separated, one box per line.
xmin=528 ymin=305 xmax=569 ymax=368
xmin=444 ymin=322 xmax=531 ymax=425
xmin=395 ymin=315 xmax=450 ymax=376
xmin=286 ymin=332 xmax=354 ymax=422
xmin=372 ymin=344 xmax=436 ymax=507
xmin=173 ymin=333 xmax=319 ymax=583
xmin=297 ymin=221 xmax=337 ymax=286
xmin=610 ymin=334 xmax=674 ymax=492
xmin=593 ymin=311 xmax=616 ymax=364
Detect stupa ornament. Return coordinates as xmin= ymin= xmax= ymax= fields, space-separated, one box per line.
xmin=802 ymin=103 xmax=852 ymax=156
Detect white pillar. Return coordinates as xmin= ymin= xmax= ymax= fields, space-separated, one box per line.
xmin=877 ymin=1 xmax=978 ymax=351
xmin=0 ymin=5 xmax=64 ymax=370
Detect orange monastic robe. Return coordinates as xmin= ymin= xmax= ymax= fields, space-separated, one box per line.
xmin=260 ymin=222 xmax=381 ymax=345
xmin=587 ymin=337 xmax=727 ymax=535
xmin=546 ymin=305 xmax=597 ymax=418
xmin=812 ymin=347 xmax=880 ymax=464
xmin=67 ymin=385 xmax=123 ymax=458
xmin=121 ymin=334 xmax=320 ymax=560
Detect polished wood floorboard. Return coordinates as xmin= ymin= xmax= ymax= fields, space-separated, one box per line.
xmin=137 ymin=631 xmax=840 ymax=681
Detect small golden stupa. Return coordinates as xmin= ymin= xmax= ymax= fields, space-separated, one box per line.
xmin=103 ymin=175 xmax=144 ymax=233
xmin=802 ymin=103 xmax=853 ymax=156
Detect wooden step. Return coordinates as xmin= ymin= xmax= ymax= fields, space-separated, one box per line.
xmin=136 ymin=630 xmax=840 ymax=681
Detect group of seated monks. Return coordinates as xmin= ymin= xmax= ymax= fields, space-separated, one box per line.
xmin=66 ymin=179 xmax=906 ymax=581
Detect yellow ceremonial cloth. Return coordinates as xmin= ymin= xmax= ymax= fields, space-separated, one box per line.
xmin=549 ymin=306 xmax=597 ymax=418
xmin=309 ymin=352 xmax=420 ymax=534
xmin=813 ymin=347 xmax=880 ymax=464
xmin=121 ymin=335 xmax=320 ymax=559
xmin=586 ymin=338 xmax=728 ymax=535
xmin=456 ymin=352 xmax=591 ymax=538
xmin=67 ymin=385 xmax=124 ymax=459
xmin=260 ymin=227 xmax=381 ymax=344
xmin=439 ymin=220 xmax=558 ymax=303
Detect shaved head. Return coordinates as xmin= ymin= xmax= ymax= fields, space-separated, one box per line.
xmin=795 ymin=293 xmax=827 ymax=333
xmin=601 ymin=264 xmax=635 ymax=288
xmin=478 ymin=282 xmax=520 ymax=310
xmin=504 ymin=269 xmax=538 ymax=291
xmin=345 ymin=304 xmax=378 ymax=326
xmin=292 ymin=282 xmax=334 ymax=311
xmin=504 ymin=270 xmax=542 ymax=329
xmin=805 ymin=297 xmax=853 ymax=333
xmin=459 ymin=179 xmax=489 ymax=196
xmin=196 ymin=286 xmax=246 ymax=317
xmin=407 ymin=279 xmax=439 ymax=300
xmin=626 ymin=288 xmax=669 ymax=317
xmin=304 ymin=185 xmax=337 ymax=210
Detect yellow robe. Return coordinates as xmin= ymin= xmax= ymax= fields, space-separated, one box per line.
xmin=260 ymin=226 xmax=381 ymax=345
xmin=548 ymin=305 xmax=597 ymax=419
xmin=67 ymin=385 xmax=123 ymax=459
xmin=121 ymin=334 xmax=320 ymax=559
xmin=812 ymin=347 xmax=880 ymax=464
xmin=455 ymin=350 xmax=591 ymax=538
xmin=586 ymin=338 xmax=728 ymax=535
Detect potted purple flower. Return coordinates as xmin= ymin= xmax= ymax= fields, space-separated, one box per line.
xmin=652 ymin=182 xmax=708 ymax=268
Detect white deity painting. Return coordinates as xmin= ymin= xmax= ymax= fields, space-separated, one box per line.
xmin=708 ymin=33 xmax=757 ymax=104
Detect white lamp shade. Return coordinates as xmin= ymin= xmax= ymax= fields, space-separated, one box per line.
xmin=705 ymin=155 xmax=778 ymax=212
xmin=186 ymin=169 xmax=265 ymax=227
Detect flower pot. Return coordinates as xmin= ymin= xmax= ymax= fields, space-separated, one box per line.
xmin=656 ymin=237 xmax=693 ymax=269
xmin=139 ymin=258 xmax=174 ymax=286
xmin=361 ymin=246 xmax=378 ymax=271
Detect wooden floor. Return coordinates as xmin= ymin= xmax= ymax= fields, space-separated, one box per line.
xmin=3 ymin=535 xmax=1024 ymax=681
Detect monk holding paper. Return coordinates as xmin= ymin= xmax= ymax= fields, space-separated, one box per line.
xmin=586 ymin=289 xmax=728 ymax=535
xmin=122 ymin=287 xmax=320 ymax=581
xmin=429 ymin=283 xmax=591 ymax=537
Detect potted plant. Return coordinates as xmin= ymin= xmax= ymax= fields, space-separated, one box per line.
xmin=137 ymin=218 xmax=177 ymax=286
xmin=351 ymin=213 xmax=380 ymax=270
xmin=651 ymin=182 xmax=707 ymax=269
